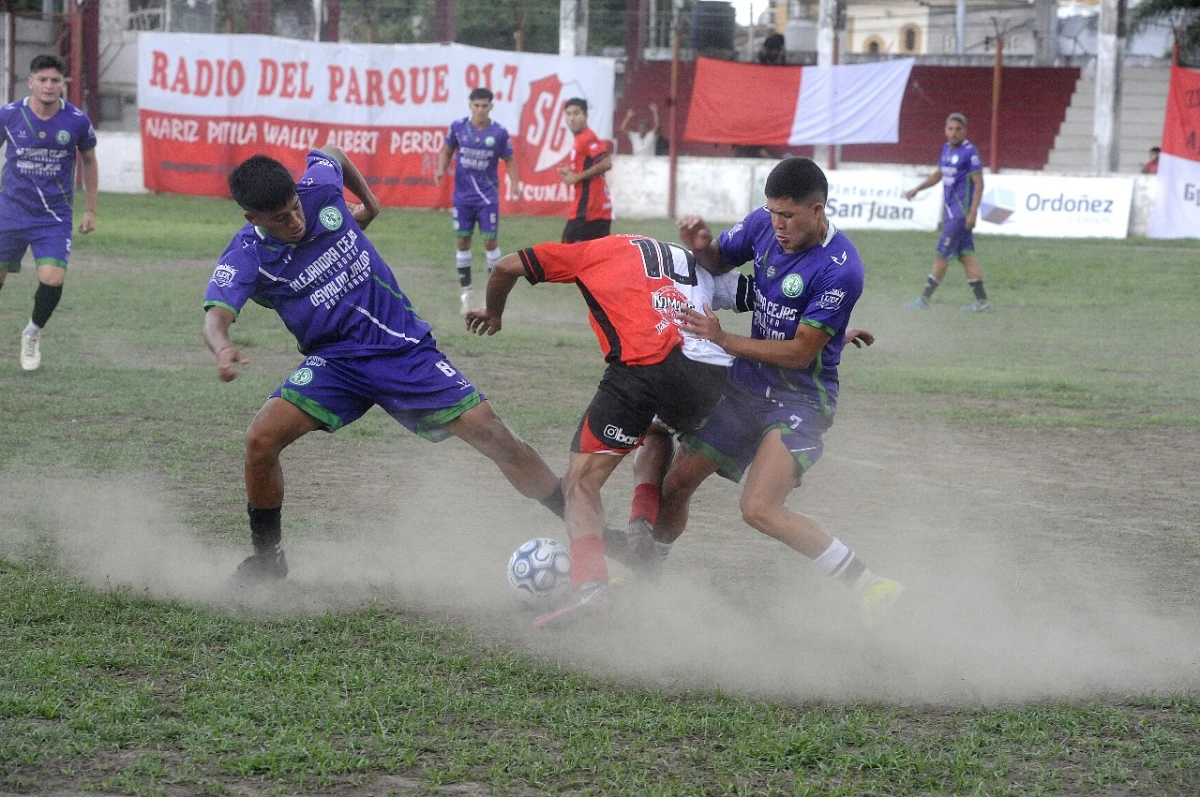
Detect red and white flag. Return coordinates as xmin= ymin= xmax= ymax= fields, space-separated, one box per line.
xmin=683 ymin=57 xmax=914 ymax=146
xmin=1148 ymin=63 xmax=1200 ymax=239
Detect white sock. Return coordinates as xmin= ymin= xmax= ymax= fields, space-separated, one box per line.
xmin=813 ymin=538 xmax=875 ymax=592
xmin=456 ymin=250 xmax=471 ymax=269
xmin=654 ymin=540 xmax=673 ymax=560
xmin=486 ymin=247 xmax=501 ymax=272
xmin=23 ymin=319 xmax=40 ymax=336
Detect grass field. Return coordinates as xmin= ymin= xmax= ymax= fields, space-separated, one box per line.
xmin=1 ymin=193 xmax=1199 ymax=796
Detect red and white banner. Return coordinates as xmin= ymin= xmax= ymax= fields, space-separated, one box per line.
xmin=1148 ymin=63 xmax=1200 ymax=239
xmin=137 ymin=33 xmax=614 ymax=215
xmin=683 ymin=57 xmax=913 ymax=146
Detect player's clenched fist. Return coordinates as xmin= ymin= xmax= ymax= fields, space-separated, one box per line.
xmin=676 ymin=215 xmax=713 ymax=250
xmin=215 ymin=342 xmax=248 ymax=382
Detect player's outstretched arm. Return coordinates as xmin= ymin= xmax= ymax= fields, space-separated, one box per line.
xmin=434 ymin=145 xmax=454 ymax=185
xmin=905 ymin=168 xmax=941 ymax=201
xmin=503 ymin=155 xmax=522 ymax=201
xmin=79 ymin=147 xmax=98 ymax=234
xmin=465 ymin=253 xmax=524 ymax=336
xmin=966 ymin=171 xmax=984 ymax=229
xmin=203 ymin=306 xmax=248 ymax=382
xmin=319 ymin=145 xmax=380 ymax=229
xmin=845 ymin=328 xmax=874 ymax=348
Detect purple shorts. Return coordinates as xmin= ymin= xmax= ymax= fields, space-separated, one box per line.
xmin=271 ymin=338 xmax=484 ymax=439
xmin=452 ymin=200 xmax=499 ymax=238
xmin=681 ymin=384 xmax=833 ymax=484
xmin=0 ymin=220 xmax=72 ymax=271
xmin=937 ymin=217 xmax=975 ymax=260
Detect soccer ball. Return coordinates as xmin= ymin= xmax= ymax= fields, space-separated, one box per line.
xmin=507 ymin=537 xmax=571 ymax=603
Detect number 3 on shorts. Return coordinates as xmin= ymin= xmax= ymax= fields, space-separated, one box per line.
xmin=436 ymin=360 xmax=458 ymax=378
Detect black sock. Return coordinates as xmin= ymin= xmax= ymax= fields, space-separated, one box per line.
xmin=922 ymin=274 xmax=940 ymax=299
xmin=539 ymin=481 xmax=565 ymax=520
xmin=247 ymin=504 xmax=282 ymax=552
xmin=969 ymin=279 xmax=988 ymax=301
xmin=457 ymin=267 xmax=472 ymax=288
xmin=31 ymin=282 xmax=63 ymax=328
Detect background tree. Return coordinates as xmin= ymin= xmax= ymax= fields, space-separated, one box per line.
xmin=1129 ymin=0 xmax=1200 ymax=64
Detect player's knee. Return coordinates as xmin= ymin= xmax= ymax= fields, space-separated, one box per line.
xmin=244 ymin=424 xmax=285 ymax=462
xmin=739 ymin=495 xmax=778 ymax=532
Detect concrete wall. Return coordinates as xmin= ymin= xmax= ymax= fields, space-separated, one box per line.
xmin=96 ymin=131 xmax=1163 ymax=236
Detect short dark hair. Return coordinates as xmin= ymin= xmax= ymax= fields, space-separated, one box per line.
xmin=30 ymin=54 xmax=66 ymax=75
xmin=228 ymin=155 xmax=297 ymax=213
xmin=564 ymin=97 xmax=588 ymax=114
xmin=1150 ymin=146 xmax=1161 ymax=154
xmin=764 ymin=157 xmax=828 ymax=204
xmin=469 ymin=87 xmax=493 ymax=102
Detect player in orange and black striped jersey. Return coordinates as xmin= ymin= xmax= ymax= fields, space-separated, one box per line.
xmin=465 ymin=234 xmax=751 ymax=625
xmin=558 ymin=98 xmax=613 ymax=243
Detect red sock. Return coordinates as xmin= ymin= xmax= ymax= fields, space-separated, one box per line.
xmin=569 ymin=534 xmax=608 ymax=589
xmin=630 ymin=483 xmax=661 ymax=525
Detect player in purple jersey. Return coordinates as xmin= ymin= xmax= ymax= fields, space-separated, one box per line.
xmin=642 ymin=158 xmax=902 ymax=625
xmin=435 ymin=87 xmax=521 ymax=316
xmin=903 ymin=112 xmax=991 ymax=312
xmin=0 ymin=54 xmax=98 ymax=371
xmin=203 ymin=147 xmax=564 ymax=585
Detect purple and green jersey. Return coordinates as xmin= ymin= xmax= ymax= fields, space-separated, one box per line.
xmin=0 ymin=97 xmax=96 ymax=225
xmin=939 ymin=140 xmax=982 ymax=221
xmin=204 ymin=150 xmax=432 ymax=358
xmin=445 ymin=117 xmax=512 ymax=206
xmin=717 ymin=208 xmax=864 ymax=416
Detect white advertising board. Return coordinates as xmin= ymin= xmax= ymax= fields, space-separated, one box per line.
xmin=974 ymin=174 xmax=1134 ymax=239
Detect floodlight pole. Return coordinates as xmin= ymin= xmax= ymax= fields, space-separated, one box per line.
xmin=67 ymin=0 xmax=83 ymax=110
xmin=667 ymin=6 xmax=680 ymax=219
xmin=990 ymin=21 xmax=1002 ymax=174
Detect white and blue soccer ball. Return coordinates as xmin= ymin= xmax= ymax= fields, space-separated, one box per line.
xmin=507 ymin=537 xmax=571 ymax=603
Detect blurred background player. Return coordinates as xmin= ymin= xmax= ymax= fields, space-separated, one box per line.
xmin=204 ymin=147 xmax=564 ymax=585
xmin=0 ymin=54 xmax=98 ymax=371
xmin=619 ymin=102 xmax=660 ymax=157
xmin=465 ymin=235 xmax=746 ymax=626
xmin=435 ymin=87 xmax=521 ymax=315
xmin=903 ymin=112 xmax=990 ymax=312
xmin=558 ymin=98 xmax=613 ymax=243
xmin=658 ymin=157 xmax=902 ymax=625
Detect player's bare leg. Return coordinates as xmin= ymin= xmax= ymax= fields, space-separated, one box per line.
xmin=960 ymin=253 xmax=991 ymax=311
xmin=442 ymin=401 xmax=564 ymax=516
xmin=235 ymin=397 xmax=321 ymax=584
xmin=607 ymin=426 xmax=673 ymax=576
xmin=530 ymin=450 xmax=624 ymax=628
xmin=907 ymin=256 xmax=950 ymax=309
xmin=655 ymin=442 xmax=721 ymax=546
xmin=742 ymin=429 xmax=903 ymax=624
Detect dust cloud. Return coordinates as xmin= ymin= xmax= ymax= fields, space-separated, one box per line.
xmin=2 ymin=409 xmax=1198 ymax=705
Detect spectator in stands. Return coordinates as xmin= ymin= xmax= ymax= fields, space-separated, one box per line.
xmin=1142 ymin=146 xmax=1160 ymax=175
xmin=621 ymin=103 xmax=660 ymax=157
xmin=759 ymin=33 xmax=786 ymax=65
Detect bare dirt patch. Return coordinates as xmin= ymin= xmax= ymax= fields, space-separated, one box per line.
xmin=11 ymin=393 xmax=1198 ymax=706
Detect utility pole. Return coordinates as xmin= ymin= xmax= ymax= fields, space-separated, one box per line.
xmin=559 ymin=0 xmax=589 ymax=56
xmin=1091 ymin=0 xmax=1126 ymax=175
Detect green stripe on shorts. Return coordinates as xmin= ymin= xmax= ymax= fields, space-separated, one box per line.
xmin=681 ymin=432 xmax=745 ymax=483
xmin=415 ymin=390 xmax=483 ymax=441
xmin=280 ymin=388 xmax=344 ymax=431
